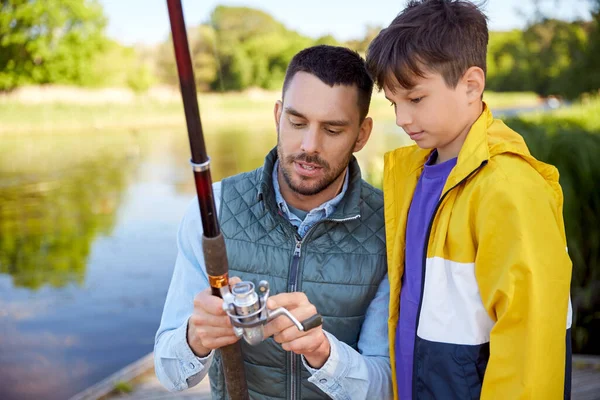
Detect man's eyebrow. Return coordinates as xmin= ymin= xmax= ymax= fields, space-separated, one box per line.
xmin=285 ymin=107 xmax=350 ymax=127
xmin=284 ymin=107 xmax=306 ymax=119
xmin=322 ymin=119 xmax=350 ymax=127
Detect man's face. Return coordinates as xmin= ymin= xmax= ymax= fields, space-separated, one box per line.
xmin=384 ymin=70 xmax=472 ymax=157
xmin=275 ymin=72 xmax=371 ymax=196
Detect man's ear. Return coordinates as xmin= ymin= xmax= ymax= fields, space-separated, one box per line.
xmin=353 ymin=117 xmax=373 ymax=153
xmin=274 ymin=100 xmax=283 ymax=131
xmin=462 ymin=66 xmax=485 ymax=103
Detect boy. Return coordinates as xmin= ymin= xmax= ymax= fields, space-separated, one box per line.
xmin=366 ymin=1 xmax=572 ymax=399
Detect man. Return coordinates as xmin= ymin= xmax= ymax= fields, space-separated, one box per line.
xmin=154 ymin=45 xmax=392 ymax=400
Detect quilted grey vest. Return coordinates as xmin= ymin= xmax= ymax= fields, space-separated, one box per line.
xmin=209 ymin=148 xmax=387 ymax=399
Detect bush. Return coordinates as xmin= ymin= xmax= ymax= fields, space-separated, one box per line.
xmin=505 ymin=100 xmax=600 ymax=354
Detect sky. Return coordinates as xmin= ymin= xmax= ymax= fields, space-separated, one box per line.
xmin=99 ymin=0 xmax=593 ymax=46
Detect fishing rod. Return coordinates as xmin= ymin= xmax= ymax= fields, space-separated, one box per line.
xmin=165 ymin=1 xmax=249 ymax=398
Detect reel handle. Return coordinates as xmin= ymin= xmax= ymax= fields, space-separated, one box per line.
xmin=300 ymin=313 xmax=323 ymax=331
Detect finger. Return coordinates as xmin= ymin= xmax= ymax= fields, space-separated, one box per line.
xmin=199 ymin=334 xmax=241 ymax=350
xmin=267 ymin=292 xmax=309 ymax=310
xmin=263 ymin=315 xmax=294 ymax=338
xmin=264 ymin=304 xmax=317 ymax=338
xmin=194 ymin=290 xmax=227 ymax=316
xmin=197 ymin=325 xmax=239 ymax=339
xmin=280 ymin=330 xmax=323 ymax=354
xmin=190 ymin=312 xmax=232 ymax=328
xmin=229 ymin=276 xmax=242 ymax=286
xmin=273 ymin=321 xmax=314 ymax=344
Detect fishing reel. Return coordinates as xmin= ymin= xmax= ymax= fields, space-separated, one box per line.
xmin=221 ymin=280 xmax=323 ymax=346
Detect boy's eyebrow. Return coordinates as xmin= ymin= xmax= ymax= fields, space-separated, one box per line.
xmin=385 ymin=85 xmax=424 ymax=100
xmin=407 ymin=86 xmax=424 ymax=94
xmin=285 ymin=107 xmax=350 ymax=126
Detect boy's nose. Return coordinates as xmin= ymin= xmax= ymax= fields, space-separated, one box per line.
xmin=395 ymin=112 xmax=413 ymax=128
xmin=394 ymin=103 xmax=413 ymax=127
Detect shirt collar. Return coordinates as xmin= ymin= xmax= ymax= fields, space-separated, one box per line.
xmin=272 ymin=159 xmax=349 ymax=220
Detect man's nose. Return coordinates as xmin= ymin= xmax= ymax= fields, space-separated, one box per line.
xmin=300 ymin=126 xmax=320 ymax=153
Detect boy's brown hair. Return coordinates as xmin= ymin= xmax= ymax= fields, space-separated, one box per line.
xmin=366 ymin=0 xmax=489 ymax=91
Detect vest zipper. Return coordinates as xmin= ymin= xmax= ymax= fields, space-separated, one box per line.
xmin=289 ymin=239 xmax=302 ymax=400
xmin=411 ymin=160 xmax=487 ymax=396
xmin=287 ymin=214 xmax=360 ymax=400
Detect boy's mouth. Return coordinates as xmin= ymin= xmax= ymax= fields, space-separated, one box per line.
xmin=407 ymin=130 xmax=425 ymax=140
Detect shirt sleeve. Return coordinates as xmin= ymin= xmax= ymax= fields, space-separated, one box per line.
xmin=153 ymin=183 xmax=221 ymax=391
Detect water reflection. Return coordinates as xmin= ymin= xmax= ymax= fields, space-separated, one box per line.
xmin=0 ymin=139 xmax=137 ymax=290
xmin=0 ymin=122 xmax=408 ymax=400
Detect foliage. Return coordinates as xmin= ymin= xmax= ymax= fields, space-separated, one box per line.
xmin=505 ymin=98 xmax=600 ymax=354
xmin=486 ymin=20 xmax=589 ymax=97
xmin=2 ymin=2 xmax=598 ymax=98
xmin=0 ymin=0 xmax=109 ymax=90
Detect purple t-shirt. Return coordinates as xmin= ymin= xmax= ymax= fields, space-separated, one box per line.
xmin=396 ymin=151 xmax=457 ymax=399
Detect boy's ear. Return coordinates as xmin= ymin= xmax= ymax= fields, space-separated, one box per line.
xmin=462 ymin=66 xmax=485 ymax=103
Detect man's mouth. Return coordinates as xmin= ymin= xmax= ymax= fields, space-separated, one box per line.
xmin=297 ymin=162 xmax=321 ymax=171
xmin=294 ymin=161 xmax=324 ymax=177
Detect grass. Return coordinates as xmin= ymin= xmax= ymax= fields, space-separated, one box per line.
xmin=508 ymin=94 xmax=600 ymax=133
xmin=0 ymin=87 xmax=543 ymax=135
xmin=112 ymin=381 xmax=133 ymax=393
xmin=483 ymin=91 xmax=541 ymax=109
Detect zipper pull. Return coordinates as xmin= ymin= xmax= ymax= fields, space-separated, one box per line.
xmin=293 ymin=240 xmax=302 ymax=258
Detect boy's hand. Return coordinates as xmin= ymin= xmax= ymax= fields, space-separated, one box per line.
xmin=187 ymin=276 xmax=242 ymax=357
xmin=263 ymin=292 xmax=330 ymax=369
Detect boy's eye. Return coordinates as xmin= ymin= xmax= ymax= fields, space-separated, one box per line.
xmin=290 ymin=121 xmax=305 ymax=128
xmin=410 ymin=97 xmax=423 ymax=104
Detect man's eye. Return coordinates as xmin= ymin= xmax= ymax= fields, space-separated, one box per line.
xmin=410 ymin=97 xmax=423 ymax=104
xmin=290 ymin=121 xmax=305 ymax=128
xmin=326 ymin=128 xmax=342 ymax=135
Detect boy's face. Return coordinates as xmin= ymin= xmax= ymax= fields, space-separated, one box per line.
xmin=383 ymin=70 xmax=477 ymax=161
xmin=274 ymin=71 xmax=372 ymax=196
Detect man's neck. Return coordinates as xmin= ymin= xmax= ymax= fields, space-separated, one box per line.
xmin=277 ymin=167 xmax=346 ymax=212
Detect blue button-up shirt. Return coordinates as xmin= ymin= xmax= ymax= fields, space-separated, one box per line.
xmin=154 ymin=164 xmax=391 ymax=399
xmin=272 ymin=160 xmax=349 ymax=237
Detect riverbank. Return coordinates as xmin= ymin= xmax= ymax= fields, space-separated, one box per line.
xmin=0 ymin=85 xmax=542 ymax=135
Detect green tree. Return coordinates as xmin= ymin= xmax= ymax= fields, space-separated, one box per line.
xmin=315 ymin=34 xmax=341 ymax=47
xmin=347 ymin=25 xmax=382 ymax=54
xmin=208 ymin=6 xmax=289 ymax=90
xmin=570 ymin=0 xmax=600 ymax=96
xmin=486 ymin=20 xmax=588 ymax=97
xmin=156 ymin=24 xmax=218 ymax=92
xmin=0 ymin=0 xmax=108 ymax=90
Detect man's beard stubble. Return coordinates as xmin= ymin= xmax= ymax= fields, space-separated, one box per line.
xmin=276 ymin=140 xmax=353 ymax=197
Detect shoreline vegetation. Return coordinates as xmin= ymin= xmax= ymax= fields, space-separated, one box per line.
xmin=0 ymin=85 xmax=543 ymax=135
xmin=2 ymin=85 xmax=598 ymax=355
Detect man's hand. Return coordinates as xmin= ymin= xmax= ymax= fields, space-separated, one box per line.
xmin=187 ymin=277 xmax=242 ymax=357
xmin=264 ymin=292 xmax=330 ymax=369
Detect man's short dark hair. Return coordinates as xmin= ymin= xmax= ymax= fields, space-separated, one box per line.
xmin=282 ymin=45 xmax=374 ymax=122
xmin=366 ymin=0 xmax=489 ymax=90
